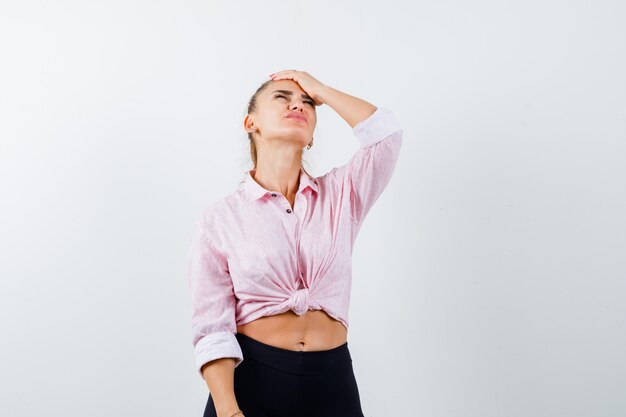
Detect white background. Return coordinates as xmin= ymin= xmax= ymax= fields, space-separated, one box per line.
xmin=1 ymin=1 xmax=625 ymax=416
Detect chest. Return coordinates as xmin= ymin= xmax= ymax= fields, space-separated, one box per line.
xmin=219 ymin=190 xmax=355 ymax=286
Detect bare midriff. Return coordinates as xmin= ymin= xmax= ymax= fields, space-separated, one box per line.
xmin=236 ymin=309 xmax=348 ymax=352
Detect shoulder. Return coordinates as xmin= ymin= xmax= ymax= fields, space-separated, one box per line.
xmin=197 ymin=191 xmax=240 ymax=225
xmin=313 ymin=165 xmax=344 ymax=190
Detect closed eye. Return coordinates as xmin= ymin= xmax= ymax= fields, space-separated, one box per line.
xmin=275 ymin=94 xmax=315 ymax=106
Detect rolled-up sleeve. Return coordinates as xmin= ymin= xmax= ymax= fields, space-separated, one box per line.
xmin=186 ymin=219 xmax=243 ymax=378
xmin=328 ymin=106 xmax=403 ymax=226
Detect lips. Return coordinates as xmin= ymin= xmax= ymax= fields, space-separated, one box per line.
xmin=286 ymin=112 xmax=307 ymax=122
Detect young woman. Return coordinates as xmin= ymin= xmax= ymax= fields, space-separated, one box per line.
xmin=187 ymin=69 xmax=403 ymax=417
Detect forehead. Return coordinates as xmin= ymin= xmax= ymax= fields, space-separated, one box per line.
xmin=265 ymin=79 xmax=308 ymax=96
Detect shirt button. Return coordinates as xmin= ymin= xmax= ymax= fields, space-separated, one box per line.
xmin=286 ymin=208 xmax=292 ymax=213
xmin=271 ymin=193 xmax=277 ymax=197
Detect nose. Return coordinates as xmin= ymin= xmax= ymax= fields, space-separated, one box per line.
xmin=290 ymin=99 xmax=305 ymax=111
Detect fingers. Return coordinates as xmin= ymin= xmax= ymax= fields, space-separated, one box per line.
xmin=269 ymin=69 xmax=299 ymax=80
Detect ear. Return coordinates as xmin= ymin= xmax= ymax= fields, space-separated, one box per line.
xmin=243 ymin=114 xmax=255 ymax=133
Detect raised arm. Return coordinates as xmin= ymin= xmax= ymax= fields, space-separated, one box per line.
xmin=187 ymin=217 xmax=244 ymax=416
xmin=316 ymin=85 xmax=403 ymax=226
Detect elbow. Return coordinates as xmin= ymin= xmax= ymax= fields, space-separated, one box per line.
xmin=193 ymin=331 xmax=244 ymax=378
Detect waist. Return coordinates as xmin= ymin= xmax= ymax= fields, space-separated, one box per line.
xmin=235 ymin=331 xmax=352 ymax=375
xmin=236 ymin=310 xmax=347 ymax=350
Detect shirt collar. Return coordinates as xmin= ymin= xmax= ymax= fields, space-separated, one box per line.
xmin=243 ymin=166 xmax=319 ymax=201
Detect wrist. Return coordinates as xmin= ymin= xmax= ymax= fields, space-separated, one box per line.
xmin=217 ymin=408 xmax=244 ymax=417
xmin=315 ymin=84 xmax=333 ymax=105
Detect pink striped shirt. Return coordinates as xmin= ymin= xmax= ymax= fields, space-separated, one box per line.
xmin=187 ymin=106 xmax=403 ymax=377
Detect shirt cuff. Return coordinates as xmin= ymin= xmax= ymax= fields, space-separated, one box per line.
xmin=194 ymin=331 xmax=244 ymax=378
xmin=352 ymin=107 xmax=403 ymax=149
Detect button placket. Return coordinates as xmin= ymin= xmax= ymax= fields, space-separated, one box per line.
xmin=270 ymin=189 xmax=307 ymax=288
xmin=268 ymin=192 xmax=292 ymax=213
xmin=294 ymin=193 xmax=308 ymax=288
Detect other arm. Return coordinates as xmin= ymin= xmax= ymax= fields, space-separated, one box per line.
xmin=187 ymin=218 xmax=245 ymax=417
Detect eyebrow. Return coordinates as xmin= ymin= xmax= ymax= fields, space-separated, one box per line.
xmin=271 ymin=89 xmax=314 ymax=101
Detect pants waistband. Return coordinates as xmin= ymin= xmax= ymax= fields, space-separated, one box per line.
xmin=235 ymin=332 xmax=352 ymax=375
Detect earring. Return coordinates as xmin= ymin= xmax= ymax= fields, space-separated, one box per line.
xmin=306 ymin=138 xmax=314 ymax=150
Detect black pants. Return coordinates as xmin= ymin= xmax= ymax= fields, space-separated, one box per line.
xmin=203 ymin=332 xmax=365 ymax=417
